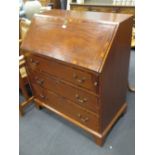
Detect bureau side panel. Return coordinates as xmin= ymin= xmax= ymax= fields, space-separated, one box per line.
xmin=100 ymin=17 xmax=133 ymax=132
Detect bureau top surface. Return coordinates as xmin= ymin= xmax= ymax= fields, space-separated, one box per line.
xmin=21 ymin=9 xmax=132 ymax=72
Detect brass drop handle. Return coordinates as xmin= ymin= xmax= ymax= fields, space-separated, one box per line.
xmin=77 ymin=114 xmax=89 ymax=123
xmin=78 ymin=99 xmax=85 ymax=104
xmin=55 ymin=79 xmax=60 ymax=84
xmin=75 ymin=94 xmax=87 ymax=104
xmin=40 ymin=94 xmax=47 ymax=100
xmin=73 ymin=73 xmax=86 ymax=84
xmin=94 ymin=81 xmax=98 ymax=86
xmin=77 ymin=79 xmax=85 ymax=83
xmin=30 ymin=58 xmax=39 ymax=65
xmin=35 ymin=77 xmax=44 ymax=86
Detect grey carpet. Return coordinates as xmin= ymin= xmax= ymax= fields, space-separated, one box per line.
xmin=19 ymin=50 xmax=135 ymax=155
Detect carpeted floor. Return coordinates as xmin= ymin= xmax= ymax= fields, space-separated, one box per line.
xmin=19 ymin=50 xmax=135 ymax=155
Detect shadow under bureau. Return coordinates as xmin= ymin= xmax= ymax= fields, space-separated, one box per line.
xmin=21 ymin=10 xmax=133 ymax=146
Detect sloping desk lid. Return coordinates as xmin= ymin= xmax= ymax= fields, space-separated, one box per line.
xmin=21 ymin=10 xmax=125 ymax=72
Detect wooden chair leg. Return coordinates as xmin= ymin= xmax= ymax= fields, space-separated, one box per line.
xmin=19 ymin=96 xmax=34 ymax=117
xmin=19 ymin=104 xmax=24 ymax=116
xmin=19 ymin=56 xmax=34 ymax=116
xmin=19 ymin=77 xmax=29 ymax=116
xmin=19 ymin=73 xmax=29 ymax=100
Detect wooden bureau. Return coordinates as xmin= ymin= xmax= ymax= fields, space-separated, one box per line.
xmin=21 ymin=10 xmax=133 ymax=146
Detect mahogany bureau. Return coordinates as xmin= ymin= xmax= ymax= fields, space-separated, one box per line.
xmin=21 ymin=10 xmax=133 ymax=146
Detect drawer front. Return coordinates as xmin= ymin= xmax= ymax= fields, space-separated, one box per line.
xmin=29 ymin=70 xmax=99 ymax=113
xmin=38 ymin=87 xmax=99 ymax=131
xmin=26 ymin=54 xmax=99 ymax=93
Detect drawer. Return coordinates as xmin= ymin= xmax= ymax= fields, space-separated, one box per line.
xmin=28 ymin=70 xmax=99 ymax=113
xmin=26 ymin=54 xmax=99 ymax=93
xmin=37 ymin=86 xmax=99 ymax=131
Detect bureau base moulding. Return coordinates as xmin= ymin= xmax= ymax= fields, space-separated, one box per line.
xmin=34 ymin=98 xmax=127 ymax=146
